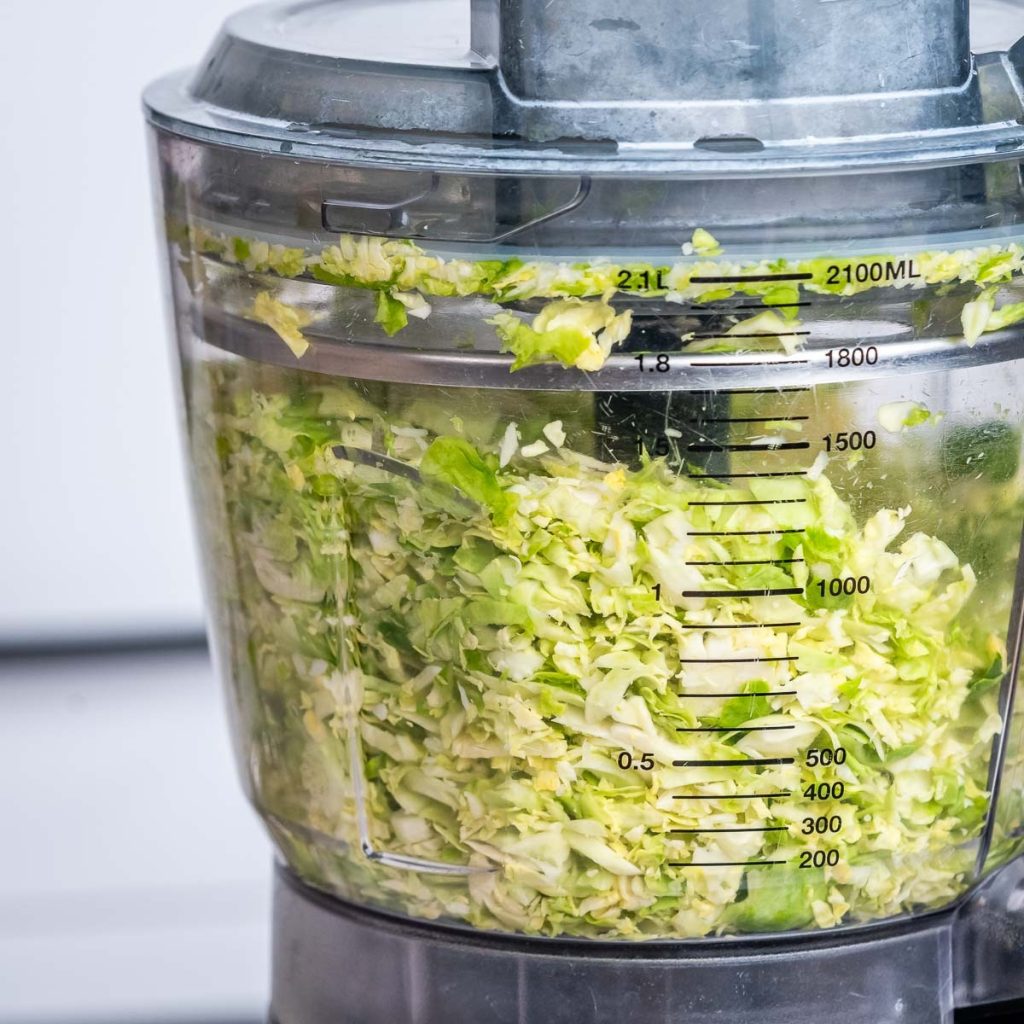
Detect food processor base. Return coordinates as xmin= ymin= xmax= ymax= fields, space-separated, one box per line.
xmin=269 ymin=861 xmax=1024 ymax=1024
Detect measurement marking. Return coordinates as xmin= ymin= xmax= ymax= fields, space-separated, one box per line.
xmin=688 ymin=499 xmax=808 ymax=507
xmin=679 ymin=690 xmax=798 ymax=698
xmin=721 ymin=386 xmax=812 ymax=395
xmin=672 ymin=792 xmax=793 ymax=800
xmin=688 ymin=471 xmax=809 ymax=480
xmin=669 ymin=826 xmax=789 ymax=835
xmin=688 ymin=416 xmax=810 ymax=424
xmin=691 ymin=273 xmax=813 ymax=284
xmin=687 ymin=442 xmax=811 ymax=452
xmin=676 ymin=725 xmax=796 ymax=733
xmin=679 ymin=622 xmax=802 ymax=630
xmin=737 ymin=301 xmax=812 ymax=310
xmin=684 ymin=302 xmax=813 ymax=315
xmin=679 ymin=651 xmax=798 ymax=659
xmin=680 ymin=590 xmax=803 ymax=601
xmin=671 ymin=860 xmax=787 ymax=867
xmin=688 ymin=528 xmax=806 ymax=537
xmin=673 ymin=757 xmax=796 ymax=768
xmin=686 ymin=558 xmax=805 ymax=567
xmin=692 ymin=364 xmax=811 ymax=372
xmin=690 ymin=331 xmax=812 ymax=341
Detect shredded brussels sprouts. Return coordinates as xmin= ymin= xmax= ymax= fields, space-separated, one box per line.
xmin=194 ymin=362 xmax=1007 ymax=940
xmin=182 ymin=225 xmax=1024 ymax=370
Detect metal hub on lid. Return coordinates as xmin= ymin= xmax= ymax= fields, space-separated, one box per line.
xmin=481 ymin=0 xmax=975 ymax=143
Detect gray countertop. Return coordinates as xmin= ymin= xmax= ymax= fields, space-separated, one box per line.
xmin=0 ymin=648 xmax=270 ymax=1023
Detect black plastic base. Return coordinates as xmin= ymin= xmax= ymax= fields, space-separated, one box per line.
xmin=271 ymin=865 xmax=976 ymax=1024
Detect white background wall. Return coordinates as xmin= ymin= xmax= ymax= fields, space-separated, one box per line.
xmin=0 ymin=0 xmax=247 ymax=643
xmin=0 ymin=9 xmax=273 ymax=1022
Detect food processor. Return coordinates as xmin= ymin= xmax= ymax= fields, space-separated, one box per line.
xmin=145 ymin=1 xmax=1024 ymax=1020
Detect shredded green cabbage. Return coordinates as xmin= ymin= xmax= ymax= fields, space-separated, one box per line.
xmin=193 ymin=361 xmax=1010 ymax=940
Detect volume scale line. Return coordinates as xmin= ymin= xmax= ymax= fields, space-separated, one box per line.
xmin=673 ymin=757 xmax=796 ymax=768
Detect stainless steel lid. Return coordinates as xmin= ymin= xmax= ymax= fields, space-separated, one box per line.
xmin=145 ymin=0 xmax=1024 ymax=174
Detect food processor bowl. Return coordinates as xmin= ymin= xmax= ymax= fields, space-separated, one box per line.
xmin=146 ymin=1 xmax=1024 ymax=1020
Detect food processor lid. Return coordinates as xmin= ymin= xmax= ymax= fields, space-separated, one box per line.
xmin=145 ymin=0 xmax=1024 ymax=174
